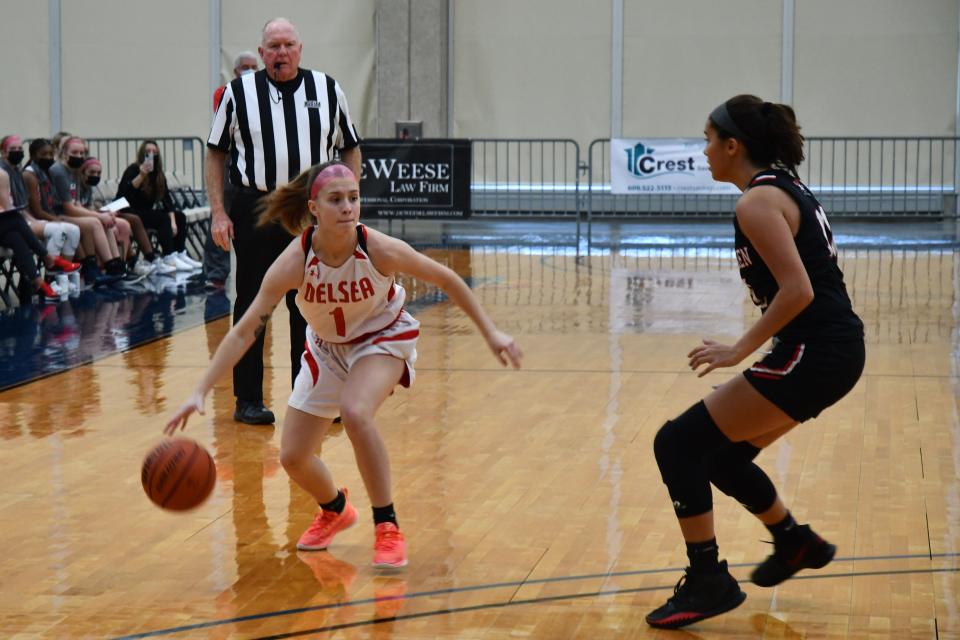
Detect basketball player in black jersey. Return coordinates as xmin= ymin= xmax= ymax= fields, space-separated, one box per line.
xmin=646 ymin=95 xmax=865 ymax=629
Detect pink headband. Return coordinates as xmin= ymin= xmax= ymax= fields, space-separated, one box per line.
xmin=1 ymin=136 xmax=21 ymax=152
xmin=82 ymin=158 xmax=101 ymax=170
xmin=309 ymin=164 xmax=356 ymax=199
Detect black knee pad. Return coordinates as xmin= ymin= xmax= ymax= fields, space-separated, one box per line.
xmin=653 ymin=401 xmax=731 ymax=518
xmin=708 ymin=442 xmax=777 ymax=514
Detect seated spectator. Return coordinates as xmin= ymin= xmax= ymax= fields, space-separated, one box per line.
xmin=50 ymin=136 xmax=130 ymax=280
xmin=51 ymin=132 xmax=72 ymax=155
xmin=117 ymin=140 xmax=200 ymax=271
xmin=78 ymin=158 xmax=173 ymax=277
xmin=23 ymin=138 xmax=120 ymax=286
xmin=3 ymin=135 xmax=82 ymax=268
xmin=0 ymin=167 xmax=74 ymax=302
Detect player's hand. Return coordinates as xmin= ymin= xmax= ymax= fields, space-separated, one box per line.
xmin=210 ymin=210 xmax=234 ymax=251
xmin=687 ymin=339 xmax=744 ymax=377
xmin=164 ymin=391 xmax=206 ymax=435
xmin=486 ymin=329 xmax=523 ymax=369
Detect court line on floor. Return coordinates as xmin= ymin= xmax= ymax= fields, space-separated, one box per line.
xmin=248 ymin=566 xmax=960 ymax=640
xmin=112 ymin=552 xmax=960 ymax=639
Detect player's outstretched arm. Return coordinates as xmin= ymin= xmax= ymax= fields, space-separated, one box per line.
xmin=164 ymin=239 xmax=306 ymax=434
xmin=368 ymin=230 xmax=523 ymax=369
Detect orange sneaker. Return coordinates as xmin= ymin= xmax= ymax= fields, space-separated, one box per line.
xmin=297 ymin=489 xmax=358 ymax=551
xmin=373 ymin=522 xmax=407 ymax=568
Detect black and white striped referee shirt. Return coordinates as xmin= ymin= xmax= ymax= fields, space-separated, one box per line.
xmin=207 ymin=68 xmax=360 ymax=192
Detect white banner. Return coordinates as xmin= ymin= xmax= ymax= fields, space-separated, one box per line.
xmin=610 ymin=138 xmax=740 ymax=195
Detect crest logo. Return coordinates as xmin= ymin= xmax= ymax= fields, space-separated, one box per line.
xmin=624 ymin=142 xmax=696 ymax=179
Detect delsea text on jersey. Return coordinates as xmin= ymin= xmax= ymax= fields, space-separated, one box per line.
xmin=302 ymin=278 xmax=375 ymax=304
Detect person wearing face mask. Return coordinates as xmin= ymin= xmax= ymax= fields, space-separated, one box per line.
xmin=0 ymin=136 xmax=28 ymax=207
xmin=117 ymin=140 xmax=199 ymax=273
xmin=203 ymin=50 xmax=260 ymax=291
xmin=78 ymin=157 xmax=169 ymax=278
xmin=0 ymin=158 xmax=77 ymax=302
xmin=22 ymin=138 xmax=120 ymax=286
xmin=1 ymin=135 xmax=81 ymax=271
xmin=49 ymin=136 xmax=130 ymax=281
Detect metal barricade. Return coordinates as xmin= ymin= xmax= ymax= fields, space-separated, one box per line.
xmin=588 ymin=137 xmax=960 ymax=219
xmin=470 ymin=139 xmax=581 ymax=218
xmin=85 ymin=137 xmax=206 ymax=191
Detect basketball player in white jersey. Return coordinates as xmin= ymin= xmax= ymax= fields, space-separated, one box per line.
xmin=165 ymin=161 xmax=522 ymax=568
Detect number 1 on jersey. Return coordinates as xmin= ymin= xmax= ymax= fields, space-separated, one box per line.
xmin=329 ymin=307 xmax=346 ymax=337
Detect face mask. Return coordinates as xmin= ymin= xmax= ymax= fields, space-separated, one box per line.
xmin=67 ymin=156 xmax=84 ymax=169
xmin=86 ymin=176 xmax=101 ymax=187
xmin=240 ymin=68 xmax=255 ymax=76
xmin=37 ymin=158 xmax=55 ymax=171
xmin=6 ymin=150 xmax=23 ymax=165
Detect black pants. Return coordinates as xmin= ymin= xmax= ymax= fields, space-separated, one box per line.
xmin=126 ymin=208 xmax=187 ymax=255
xmin=230 ymin=188 xmax=307 ymax=403
xmin=0 ymin=212 xmax=45 ymax=281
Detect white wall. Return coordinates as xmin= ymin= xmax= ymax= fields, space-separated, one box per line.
xmin=452 ymin=0 xmax=612 ymax=151
xmin=795 ymin=0 xmax=958 ymax=135
xmin=60 ymin=0 xmax=209 ymax=139
xmin=0 ymin=1 xmax=51 ymax=139
xmin=622 ymin=1 xmax=781 ymax=137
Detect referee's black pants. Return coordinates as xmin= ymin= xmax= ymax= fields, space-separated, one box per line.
xmin=229 ymin=188 xmax=307 ymax=404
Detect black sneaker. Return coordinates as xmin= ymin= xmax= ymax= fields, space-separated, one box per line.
xmin=234 ymin=401 xmax=276 ymax=425
xmin=646 ymin=560 xmax=746 ymax=629
xmin=750 ymin=525 xmax=836 ymax=587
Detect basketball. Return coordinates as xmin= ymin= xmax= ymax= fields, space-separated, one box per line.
xmin=141 ymin=438 xmax=216 ymax=511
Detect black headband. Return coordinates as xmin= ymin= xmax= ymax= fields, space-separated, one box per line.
xmin=710 ymin=103 xmax=752 ymax=142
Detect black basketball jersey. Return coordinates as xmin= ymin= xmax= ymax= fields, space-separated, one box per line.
xmin=733 ymin=169 xmax=863 ymax=342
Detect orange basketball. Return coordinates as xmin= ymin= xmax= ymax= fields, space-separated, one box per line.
xmin=141 ymin=438 xmax=216 ymax=511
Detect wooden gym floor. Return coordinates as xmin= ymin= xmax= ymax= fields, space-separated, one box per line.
xmin=0 ymin=223 xmax=957 ymax=639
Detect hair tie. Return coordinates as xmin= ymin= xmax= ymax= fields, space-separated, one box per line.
xmin=709 ymin=102 xmax=752 ymax=141
xmin=309 ymin=164 xmax=357 ymax=199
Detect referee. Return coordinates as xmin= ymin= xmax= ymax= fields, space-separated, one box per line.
xmin=206 ymin=17 xmax=361 ymax=425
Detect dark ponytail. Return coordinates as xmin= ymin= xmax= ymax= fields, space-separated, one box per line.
xmin=709 ymin=94 xmax=805 ymax=177
xmin=257 ymin=160 xmax=351 ymax=235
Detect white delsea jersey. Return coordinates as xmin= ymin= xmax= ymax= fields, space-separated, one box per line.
xmin=295 ymin=224 xmax=406 ymax=343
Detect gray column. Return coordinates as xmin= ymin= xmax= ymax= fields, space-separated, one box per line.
xmin=611 ymin=0 xmax=623 ymax=138
xmin=781 ymin=0 xmax=795 ymax=104
xmin=48 ymin=0 xmax=61 ymax=133
xmin=210 ymin=0 xmax=222 ymax=99
xmin=375 ymin=0 xmax=449 ymax=137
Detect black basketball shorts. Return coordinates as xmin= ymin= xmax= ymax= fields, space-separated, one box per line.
xmin=742 ymin=338 xmax=865 ymax=423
